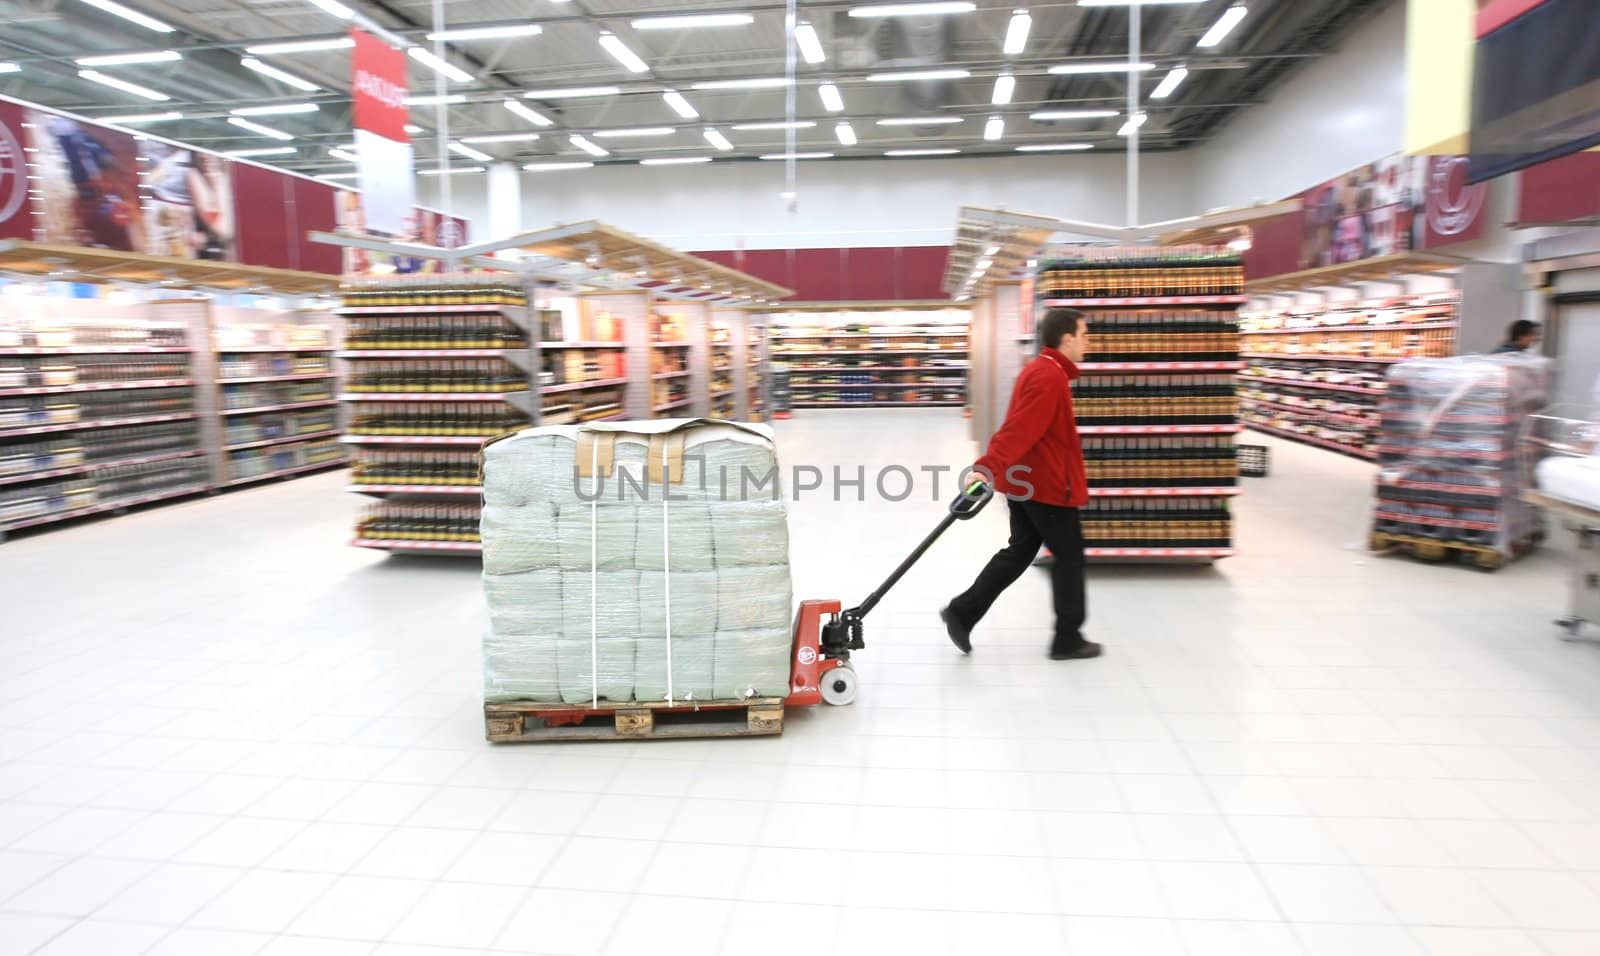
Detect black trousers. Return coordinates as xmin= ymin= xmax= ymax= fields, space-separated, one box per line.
xmin=948 ymin=498 xmax=1088 ymax=652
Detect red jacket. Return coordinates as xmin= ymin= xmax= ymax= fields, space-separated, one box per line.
xmin=974 ymin=349 xmax=1089 ymax=507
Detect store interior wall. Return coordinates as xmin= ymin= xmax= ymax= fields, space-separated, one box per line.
xmin=419 ymin=152 xmax=1196 ymax=251
xmin=1189 ymin=0 xmax=1408 ymax=212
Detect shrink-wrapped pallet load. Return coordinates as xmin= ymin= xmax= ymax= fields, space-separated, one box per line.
xmin=481 ymin=420 xmax=793 ymax=705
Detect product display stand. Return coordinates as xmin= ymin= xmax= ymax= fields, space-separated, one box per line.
xmin=733 ymin=310 xmax=769 ymax=423
xmin=709 ymin=316 xmax=736 ymax=419
xmin=1240 ymin=285 xmax=1459 ymax=460
xmin=339 ymin=276 xmax=536 ymax=555
xmin=212 ymin=304 xmax=344 ymax=486
xmin=0 ymin=297 xmax=211 ymax=540
xmin=540 ymin=296 xmax=627 ymax=425
xmin=765 ymin=303 xmax=970 ymax=409
xmin=646 ymin=300 xmax=700 ymax=417
xmin=1035 ymin=247 xmax=1246 ymax=562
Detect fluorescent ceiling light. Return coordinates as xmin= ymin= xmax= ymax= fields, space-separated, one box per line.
xmin=328 ymin=147 xmax=358 ymax=163
xmin=223 ymin=146 xmax=297 ymax=157
xmin=408 ymin=46 xmax=474 ymax=83
xmin=231 ymin=103 xmax=319 ymax=116
xmin=245 ymin=38 xmax=354 ymax=55
xmin=795 ymin=22 xmax=826 ymax=64
xmin=877 ymin=116 xmax=962 ymax=126
xmin=524 ymin=161 xmax=595 ymax=171
xmin=984 ymin=116 xmax=1003 ymax=141
xmin=570 ymin=134 xmax=609 ymax=157
xmin=849 ymin=2 xmax=976 ymax=17
xmin=76 ymin=50 xmax=181 ymax=66
xmin=228 ymin=116 xmax=294 ymax=140
xmin=1198 ymin=5 xmax=1248 ymax=48
xmin=1078 ymin=0 xmax=1201 ymax=4
xmin=885 ymin=148 xmax=959 ymax=156
xmin=1016 ymin=142 xmax=1094 ymax=151
xmin=866 ymin=68 xmax=969 ymax=82
xmin=427 ymin=24 xmax=543 ymax=41
xmin=1004 ymin=10 xmax=1031 ymax=55
xmin=303 ymin=0 xmax=354 ymax=18
xmin=632 ymin=14 xmax=754 ymax=29
xmin=525 ymin=86 xmax=620 ymax=98
xmin=663 ymin=90 xmax=699 ymax=119
xmin=321 ymin=173 xmax=359 ymax=181
xmin=0 ymin=63 xmax=18 ymax=74
xmin=640 ymin=156 xmax=714 ymax=165
xmin=405 ymin=123 xmax=424 ymax=133
xmin=592 ymin=126 xmax=676 ymax=138
xmin=418 ymin=167 xmax=485 ymax=175
xmin=991 ymin=71 xmax=1015 ymax=105
xmin=703 ymin=128 xmax=733 ymax=151
xmin=835 ymin=122 xmax=856 ymax=146
xmin=504 ymin=100 xmax=553 ymax=126
xmin=449 ymin=141 xmax=493 ymax=161
xmin=1150 ymin=66 xmax=1188 ymax=100
xmin=241 ymin=57 xmax=320 ymax=91
xmin=1049 ymin=61 xmax=1154 ymax=75
xmin=1030 ymin=109 xmax=1118 ymax=120
xmin=732 ymin=120 xmax=815 ymax=131
xmin=407 ymin=93 xmax=467 ymax=106
xmin=460 ymin=132 xmax=541 ymax=144
xmin=818 ymin=82 xmax=844 ymax=112
xmin=691 ymin=77 xmax=790 ymax=90
xmin=598 ymin=33 xmax=649 ymax=74
xmin=103 ymin=111 xmax=182 ymax=123
xmin=78 ymin=69 xmax=169 ymax=100
xmin=759 ymin=152 xmax=833 ymax=160
xmin=1117 ymin=111 xmax=1148 ymax=136
xmin=74 ymin=0 xmax=173 ymax=33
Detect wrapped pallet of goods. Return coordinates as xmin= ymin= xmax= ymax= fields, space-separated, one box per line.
xmin=1371 ymin=354 xmax=1551 ymax=570
xmin=479 ymin=418 xmax=794 ymax=741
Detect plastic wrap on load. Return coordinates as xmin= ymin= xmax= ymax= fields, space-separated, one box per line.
xmin=635 ymin=503 xmax=716 ymax=572
xmin=1531 ymin=409 xmax=1600 ymax=509
xmin=480 ymin=502 xmax=557 ymax=575
xmin=480 ymin=419 xmax=794 ymax=705
xmin=556 ymin=504 xmax=639 ymax=571
xmin=1373 ymin=354 xmax=1551 ymax=558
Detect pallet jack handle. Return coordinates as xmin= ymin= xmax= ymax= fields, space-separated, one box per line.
xmin=821 ymin=479 xmax=994 ymax=657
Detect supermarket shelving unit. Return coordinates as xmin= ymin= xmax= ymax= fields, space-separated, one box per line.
xmin=765 ymin=302 xmax=970 ymax=410
xmin=709 ymin=316 xmax=736 ymax=419
xmin=339 ymin=279 xmax=536 ymax=556
xmin=1033 ymin=248 xmax=1247 ymax=563
xmin=1240 ymin=256 xmax=1461 ymax=461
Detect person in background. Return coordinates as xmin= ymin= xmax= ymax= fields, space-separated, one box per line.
xmin=1493 ymin=319 xmax=1542 ymax=354
xmin=941 ymin=308 xmax=1101 ymax=661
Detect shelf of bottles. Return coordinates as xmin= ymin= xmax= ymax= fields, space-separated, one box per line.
xmin=215 ymin=315 xmax=342 ymax=486
xmin=770 ymin=315 xmax=969 ymax=409
xmin=340 ymin=276 xmax=534 ymax=554
xmin=1239 ymin=291 xmax=1458 ymax=460
xmin=710 ymin=322 xmax=736 ymax=419
xmin=650 ymin=309 xmax=694 ymax=415
xmin=537 ymin=304 xmax=626 ymax=426
xmin=746 ymin=321 xmax=767 ymax=423
xmin=1037 ymin=246 xmax=1244 ymax=561
xmin=0 ymin=316 xmax=209 ymax=538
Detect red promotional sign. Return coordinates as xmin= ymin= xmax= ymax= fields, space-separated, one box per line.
xmin=0 ymin=99 xmax=32 ymax=241
xmin=1420 ymin=155 xmax=1488 ymax=247
xmin=351 ymin=29 xmax=408 ymax=144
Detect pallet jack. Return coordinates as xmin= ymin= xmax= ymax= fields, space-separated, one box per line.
xmin=784 ymin=478 xmax=994 ymax=706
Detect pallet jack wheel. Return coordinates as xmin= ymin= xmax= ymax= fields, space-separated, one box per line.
xmin=819 ymin=664 xmax=859 ymax=706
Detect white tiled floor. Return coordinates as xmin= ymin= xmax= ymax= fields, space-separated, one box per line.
xmin=3 ymin=408 xmax=1600 ymax=954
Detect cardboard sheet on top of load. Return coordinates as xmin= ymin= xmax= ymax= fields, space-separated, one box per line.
xmin=480 ymin=418 xmax=794 ymax=705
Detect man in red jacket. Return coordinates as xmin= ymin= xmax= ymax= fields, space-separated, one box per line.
xmin=942 ymin=308 xmax=1101 ymax=660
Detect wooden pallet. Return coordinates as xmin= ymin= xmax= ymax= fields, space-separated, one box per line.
xmin=1368 ymin=529 xmax=1540 ymax=571
xmin=484 ymin=697 xmax=785 ymax=743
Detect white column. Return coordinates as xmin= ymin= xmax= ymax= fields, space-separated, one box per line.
xmin=487 ymin=162 xmax=522 ymax=245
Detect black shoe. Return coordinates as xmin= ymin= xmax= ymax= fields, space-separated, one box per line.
xmin=940 ymin=606 xmax=972 ymax=654
xmin=1049 ymin=641 xmax=1103 ymax=661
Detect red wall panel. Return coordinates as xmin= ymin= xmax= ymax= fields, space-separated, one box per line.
xmin=231 ymin=163 xmax=294 ymax=270
xmin=690 ymin=245 xmax=952 ymax=301
xmin=791 ymin=248 xmax=844 ymax=300
xmin=1516 ymin=152 xmax=1600 ymax=225
xmin=293 ymin=178 xmax=342 ymax=275
xmin=898 ymin=246 xmax=951 ymax=299
xmin=0 ymin=101 xmax=33 ymax=241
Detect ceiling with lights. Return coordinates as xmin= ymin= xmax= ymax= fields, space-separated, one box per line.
xmin=0 ymin=0 xmax=1386 ymax=183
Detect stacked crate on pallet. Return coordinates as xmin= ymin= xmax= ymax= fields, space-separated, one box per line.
xmin=1371 ymin=354 xmax=1551 ymax=570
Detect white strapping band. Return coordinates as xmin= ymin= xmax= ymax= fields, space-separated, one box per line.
xmin=589 ymin=432 xmax=599 ymax=708
xmin=660 ymin=437 xmax=676 ymax=704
